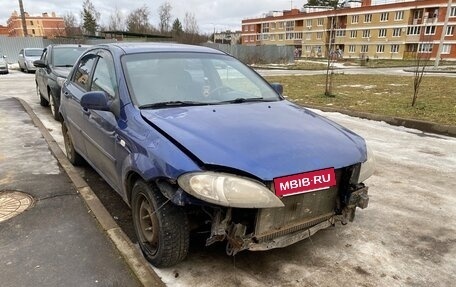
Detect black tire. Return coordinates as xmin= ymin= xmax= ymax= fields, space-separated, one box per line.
xmin=19 ymin=62 xmax=24 ymax=72
xmin=37 ymin=84 xmax=48 ymax=107
xmin=62 ymin=121 xmax=83 ymax=165
xmin=24 ymin=64 xmax=29 ymax=73
xmin=49 ymin=91 xmax=61 ymax=121
xmin=131 ymin=180 xmax=189 ymax=267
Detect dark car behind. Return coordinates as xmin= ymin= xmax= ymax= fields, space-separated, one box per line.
xmin=34 ymin=44 xmax=88 ymax=120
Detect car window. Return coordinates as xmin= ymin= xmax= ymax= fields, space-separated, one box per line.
xmin=90 ymin=52 xmax=117 ymax=99
xmin=53 ymin=47 xmax=87 ymax=67
xmin=25 ymin=49 xmax=44 ymax=57
xmin=72 ymin=53 xmax=97 ymax=91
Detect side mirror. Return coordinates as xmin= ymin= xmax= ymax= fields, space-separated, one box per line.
xmin=33 ymin=59 xmax=46 ymax=68
xmin=270 ymin=83 xmax=283 ymax=95
xmin=81 ymin=91 xmax=111 ymax=111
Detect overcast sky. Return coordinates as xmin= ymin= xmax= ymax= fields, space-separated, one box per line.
xmin=0 ymin=0 xmax=306 ymax=34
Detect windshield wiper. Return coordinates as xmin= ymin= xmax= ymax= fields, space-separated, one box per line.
xmin=139 ymin=101 xmax=208 ymax=109
xmin=220 ymin=97 xmax=265 ymax=104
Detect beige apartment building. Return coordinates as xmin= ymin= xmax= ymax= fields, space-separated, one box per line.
xmin=241 ymin=0 xmax=456 ymax=60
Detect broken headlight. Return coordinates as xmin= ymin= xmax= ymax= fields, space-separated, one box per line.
xmin=178 ymin=172 xmax=284 ymax=208
xmin=357 ymin=143 xmax=375 ymax=183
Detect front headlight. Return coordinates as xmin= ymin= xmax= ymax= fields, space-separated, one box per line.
xmin=358 ymin=143 xmax=375 ymax=183
xmin=178 ymin=172 xmax=284 ymax=208
xmin=57 ymin=76 xmax=66 ymax=87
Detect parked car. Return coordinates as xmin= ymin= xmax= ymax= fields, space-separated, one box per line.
xmin=18 ymin=48 xmax=44 ymax=73
xmin=34 ymin=44 xmax=88 ymax=120
xmin=0 ymin=55 xmax=8 ymax=74
xmin=60 ymin=43 xmax=374 ymax=267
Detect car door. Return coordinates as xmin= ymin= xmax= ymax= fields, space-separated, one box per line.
xmin=82 ymin=50 xmax=123 ymax=191
xmin=36 ymin=48 xmax=49 ymax=97
xmin=61 ymin=52 xmax=98 ymax=159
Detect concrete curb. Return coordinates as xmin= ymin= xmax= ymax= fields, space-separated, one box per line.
xmin=304 ymin=104 xmax=456 ymax=137
xmin=17 ymin=98 xmax=165 ymax=287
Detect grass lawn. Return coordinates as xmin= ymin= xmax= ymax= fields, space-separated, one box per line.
xmin=264 ymin=74 xmax=456 ymax=126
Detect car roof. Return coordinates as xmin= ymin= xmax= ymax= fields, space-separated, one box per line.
xmin=96 ymin=42 xmax=226 ymax=55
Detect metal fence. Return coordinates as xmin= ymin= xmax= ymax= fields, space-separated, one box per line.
xmin=0 ymin=36 xmax=113 ymax=63
xmin=204 ymin=43 xmax=294 ymax=65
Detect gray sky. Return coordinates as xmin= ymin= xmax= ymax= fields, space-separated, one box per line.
xmin=0 ymin=0 xmax=304 ymax=34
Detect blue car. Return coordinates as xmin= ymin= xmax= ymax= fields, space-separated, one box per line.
xmin=60 ymin=43 xmax=374 ymax=267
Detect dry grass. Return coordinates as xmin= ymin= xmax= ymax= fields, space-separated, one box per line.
xmin=265 ymin=74 xmax=456 ymax=126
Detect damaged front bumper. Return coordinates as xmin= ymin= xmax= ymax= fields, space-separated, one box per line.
xmin=208 ymin=185 xmax=369 ymax=255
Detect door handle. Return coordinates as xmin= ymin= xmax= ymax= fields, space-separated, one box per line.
xmin=82 ymin=107 xmax=91 ymax=116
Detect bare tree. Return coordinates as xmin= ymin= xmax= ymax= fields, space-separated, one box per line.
xmin=108 ymin=6 xmax=125 ymax=31
xmin=158 ymin=2 xmax=172 ymax=34
xmin=63 ymin=12 xmax=81 ymax=37
xmin=126 ymin=5 xmax=152 ymax=33
xmin=183 ymin=12 xmax=199 ymax=34
xmin=411 ymin=28 xmax=433 ymax=107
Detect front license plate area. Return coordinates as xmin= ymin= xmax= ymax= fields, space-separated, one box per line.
xmin=274 ymin=168 xmax=336 ymax=197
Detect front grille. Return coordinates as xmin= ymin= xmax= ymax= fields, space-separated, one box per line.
xmin=254 ymin=169 xmax=343 ymax=238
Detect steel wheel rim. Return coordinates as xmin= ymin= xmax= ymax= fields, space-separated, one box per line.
xmin=138 ymin=194 xmax=159 ymax=254
xmin=64 ymin=129 xmax=74 ymax=161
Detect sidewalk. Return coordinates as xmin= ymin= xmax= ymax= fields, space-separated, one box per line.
xmin=0 ymin=97 xmax=141 ymax=287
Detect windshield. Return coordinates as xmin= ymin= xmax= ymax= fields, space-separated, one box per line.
xmin=53 ymin=47 xmax=87 ymax=67
xmin=24 ymin=49 xmax=43 ymax=57
xmin=122 ymin=52 xmax=281 ymax=107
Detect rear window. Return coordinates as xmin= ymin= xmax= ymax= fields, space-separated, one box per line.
xmin=53 ymin=47 xmax=87 ymax=67
xmin=24 ymin=49 xmax=43 ymax=57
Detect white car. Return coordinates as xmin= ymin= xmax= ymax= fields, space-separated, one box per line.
xmin=0 ymin=55 xmax=8 ymax=74
xmin=18 ymin=48 xmax=43 ymax=73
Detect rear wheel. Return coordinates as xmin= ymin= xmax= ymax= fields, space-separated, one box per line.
xmin=131 ymin=180 xmax=189 ymax=267
xmin=62 ymin=121 xmax=83 ymax=165
xmin=37 ymin=84 xmax=48 ymax=107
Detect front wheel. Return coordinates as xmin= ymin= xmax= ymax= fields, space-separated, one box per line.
xmin=131 ymin=180 xmax=189 ymax=267
xmin=49 ymin=91 xmax=60 ymax=121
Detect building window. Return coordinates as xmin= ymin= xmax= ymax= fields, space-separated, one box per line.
xmin=32 ymin=29 xmax=35 ymax=35
xmin=278 ymin=22 xmax=284 ymax=29
xmin=256 ymin=35 xmax=261 ymax=41
xmin=243 ymin=36 xmax=249 ymax=43
xmin=391 ymin=44 xmax=399 ymax=53
xmin=295 ymin=32 xmax=303 ymax=39
xmin=336 ymin=30 xmax=346 ymax=37
xmin=286 ymin=21 xmax=294 ymax=31
xmin=249 ymin=35 xmax=254 ymax=42
xmin=418 ymin=43 xmax=433 ymax=53
xmin=395 ymin=11 xmax=404 ymax=20
xmin=278 ymin=34 xmax=284 ymax=40
xmin=243 ymin=25 xmax=248 ymax=32
xmin=305 ymin=32 xmax=311 ymax=40
xmin=393 ymin=28 xmax=401 ymax=37
xmin=450 ymin=7 xmax=456 ymax=17
xmin=286 ymin=32 xmax=295 ymax=40
xmin=349 ymin=45 xmax=356 ymax=53
xmin=30 ymin=20 xmax=33 ymax=25
xmin=317 ymin=32 xmax=323 ymax=39
xmin=361 ymin=45 xmax=368 ymax=53
xmin=362 ymin=29 xmax=371 ymax=38
xmin=317 ymin=18 xmax=324 ymax=26
xmin=262 ymin=23 xmax=270 ymax=33
xmin=270 ymin=34 xmax=275 ymax=41
xmin=446 ymin=25 xmax=454 ymax=36
xmin=441 ymin=44 xmax=451 ymax=54
xmin=352 ymin=15 xmax=359 ymax=24
xmin=306 ymin=19 xmax=312 ymax=27
xmin=262 ymin=34 xmax=269 ymax=40
xmin=364 ymin=14 xmax=372 ymax=23
xmin=414 ymin=10 xmax=422 ymax=19
xmin=425 ymin=26 xmax=436 ymax=35
xmin=377 ymin=45 xmax=385 ymax=53
xmin=380 ymin=12 xmax=389 ymax=22
xmin=250 ymin=25 xmax=254 ymax=31
xmin=271 ymin=23 xmax=276 ymax=29
xmin=350 ymin=30 xmax=357 ymax=38
xmin=378 ymin=29 xmax=387 ymax=37
xmin=407 ymin=26 xmax=421 ymax=35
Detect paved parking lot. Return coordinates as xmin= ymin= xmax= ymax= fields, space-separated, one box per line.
xmin=1 ymin=70 xmax=455 ymax=287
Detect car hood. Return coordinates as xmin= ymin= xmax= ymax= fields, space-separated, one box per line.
xmin=52 ymin=67 xmax=72 ymax=78
xmin=140 ymin=101 xmax=367 ymax=180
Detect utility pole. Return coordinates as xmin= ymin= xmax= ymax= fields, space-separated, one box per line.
xmin=434 ymin=0 xmax=452 ymax=68
xmin=18 ymin=0 xmax=28 ymax=36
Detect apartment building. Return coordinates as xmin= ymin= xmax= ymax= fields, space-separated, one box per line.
xmin=241 ymin=0 xmax=456 ymax=60
xmin=6 ymin=11 xmax=65 ymax=38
